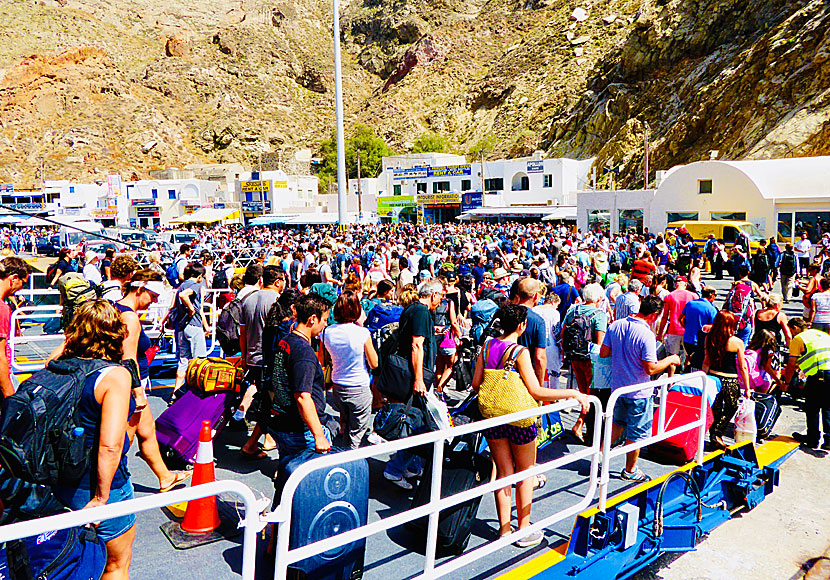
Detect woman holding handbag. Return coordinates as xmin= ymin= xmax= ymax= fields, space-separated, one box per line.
xmin=472 ymin=304 xmax=588 ymax=547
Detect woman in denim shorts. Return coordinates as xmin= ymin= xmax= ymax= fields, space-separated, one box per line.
xmin=52 ymin=300 xmax=138 ymax=580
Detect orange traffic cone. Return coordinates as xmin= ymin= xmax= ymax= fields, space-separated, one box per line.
xmin=181 ymin=420 xmax=221 ymax=534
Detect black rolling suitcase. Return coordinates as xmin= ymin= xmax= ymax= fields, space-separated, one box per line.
xmin=407 ymin=432 xmax=491 ymax=555
xmin=752 ymin=390 xmax=781 ymax=440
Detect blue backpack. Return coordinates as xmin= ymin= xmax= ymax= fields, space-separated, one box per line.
xmin=365 ymin=301 xmax=403 ymax=332
xmin=166 ymin=256 xmax=185 ymax=288
xmin=470 ymin=299 xmax=499 ymax=344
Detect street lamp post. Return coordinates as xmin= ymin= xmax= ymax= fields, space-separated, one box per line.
xmin=333 ymin=0 xmax=348 ymax=228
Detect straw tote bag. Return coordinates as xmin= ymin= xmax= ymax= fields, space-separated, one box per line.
xmin=478 ymin=340 xmax=539 ymax=428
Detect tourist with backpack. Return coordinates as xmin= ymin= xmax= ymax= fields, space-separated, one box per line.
xmin=165 ymin=243 xmax=191 ymax=288
xmin=170 ymin=262 xmax=210 ymax=393
xmin=47 ymin=248 xmax=74 ymax=288
xmin=723 ymin=265 xmax=765 ymax=345
xmin=45 ymin=300 xmax=137 ymax=579
xmin=0 ymin=257 xmax=31 ymax=397
xmin=561 ymin=283 xmax=607 ymax=443
xmin=99 ymin=255 xmax=139 ymax=303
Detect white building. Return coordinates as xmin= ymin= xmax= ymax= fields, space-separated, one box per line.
xmin=125 ymin=178 xmax=223 ymax=228
xmin=576 ymin=156 xmax=830 ymax=243
xmin=375 ymin=152 xmax=593 ymax=223
xmin=233 ymin=170 xmax=319 ymax=221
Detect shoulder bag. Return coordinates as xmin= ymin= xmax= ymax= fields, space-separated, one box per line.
xmin=477 ymin=340 xmax=539 ymax=428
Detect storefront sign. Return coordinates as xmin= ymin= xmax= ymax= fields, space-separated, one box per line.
xmin=273 ymin=180 xmax=288 ymax=189
xmin=417 ymin=192 xmax=461 ymax=205
xmin=8 ymin=202 xmax=45 ymax=210
xmin=93 ymin=208 xmax=118 ymax=218
xmin=527 ymin=160 xmax=544 ymax=173
xmin=461 ymin=192 xmax=483 ymax=213
xmin=240 ymin=180 xmax=271 ymax=193
xmin=427 ymin=165 xmax=471 ymax=178
xmin=131 ymin=199 xmax=155 ymax=206
xmin=183 ymin=205 xmax=200 ymax=215
xmin=392 ymin=167 xmax=428 ymax=180
xmin=242 ymin=200 xmax=272 ymax=213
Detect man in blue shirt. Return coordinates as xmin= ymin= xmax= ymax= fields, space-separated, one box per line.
xmin=510 ymin=278 xmax=548 ymax=386
xmin=680 ymin=286 xmax=718 ymax=370
xmin=471 ymin=255 xmax=486 ymax=291
xmin=552 ymin=272 xmax=580 ymax=318
xmin=600 ymin=295 xmax=680 ymax=482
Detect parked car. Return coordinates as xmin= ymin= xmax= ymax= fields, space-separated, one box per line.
xmin=34 ymin=235 xmax=60 ymax=256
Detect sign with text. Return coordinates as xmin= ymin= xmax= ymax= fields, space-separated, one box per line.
xmin=377 ymin=195 xmax=415 ymax=209
xmin=392 ymin=167 xmax=428 ymax=180
xmin=462 ymin=192 xmax=483 ymax=213
xmin=527 ymin=160 xmax=544 ymax=173
xmin=273 ymin=180 xmax=288 ymax=189
xmin=131 ymin=199 xmax=155 ymax=206
xmin=417 ymin=192 xmax=461 ymax=205
xmin=240 ymin=180 xmax=271 ymax=193
xmin=242 ymin=200 xmax=272 ymax=213
xmin=0 ymin=184 xmax=13 ymax=194
xmin=428 ymin=165 xmax=471 ymax=178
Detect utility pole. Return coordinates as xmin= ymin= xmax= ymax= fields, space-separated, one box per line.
xmin=258 ymin=153 xmax=265 ymax=216
xmin=356 ymin=150 xmax=362 ymax=221
xmin=333 ymin=0 xmax=347 ymax=228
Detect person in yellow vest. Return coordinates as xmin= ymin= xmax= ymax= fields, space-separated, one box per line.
xmin=783 ymin=317 xmax=830 ymax=450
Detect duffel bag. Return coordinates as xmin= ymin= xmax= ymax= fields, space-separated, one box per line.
xmin=0 ymin=526 xmax=106 ymax=580
xmin=185 ymin=358 xmax=243 ymax=393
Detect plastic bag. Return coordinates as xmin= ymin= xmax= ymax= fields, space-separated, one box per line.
xmin=424 ymin=389 xmax=452 ymax=432
xmin=732 ymin=398 xmax=757 ymax=443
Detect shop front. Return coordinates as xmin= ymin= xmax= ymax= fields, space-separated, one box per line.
xmin=377 ymin=195 xmax=416 ymax=223
xmin=131 ymin=200 xmax=161 ymax=228
xmin=416 ymin=192 xmax=461 ymax=224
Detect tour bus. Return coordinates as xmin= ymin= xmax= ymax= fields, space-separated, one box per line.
xmin=667 ymin=220 xmax=765 ymax=251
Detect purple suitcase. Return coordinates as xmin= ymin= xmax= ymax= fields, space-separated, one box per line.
xmin=155 ymin=389 xmax=236 ymax=464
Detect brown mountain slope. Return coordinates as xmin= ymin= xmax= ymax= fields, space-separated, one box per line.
xmin=0 ymin=0 xmax=827 ymax=188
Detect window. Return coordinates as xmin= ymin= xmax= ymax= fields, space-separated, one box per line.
xmin=587 ymin=209 xmax=610 ymax=232
xmin=416 ymin=183 xmax=426 ymax=193
xmin=777 ymin=212 xmax=792 ymax=243
xmin=511 ymin=173 xmax=529 ymax=191
xmin=667 ymin=212 xmax=699 ymax=224
xmin=393 ymin=184 xmax=402 ymax=195
xmin=723 ymin=226 xmax=738 ymax=242
xmin=711 ymin=212 xmax=746 ymax=221
xmin=69 ymin=186 xmax=75 ymax=193
xmin=245 ymin=192 xmax=253 ymax=202
xmin=795 ymin=211 xmax=830 ymax=243
xmin=484 ymin=178 xmax=503 ymax=192
xmin=461 ymin=179 xmax=471 ymax=192
xmin=168 ymin=189 xmax=176 ymax=200
xmin=433 ymin=181 xmax=450 ymax=193
xmin=252 ymin=172 xmax=259 ymax=180
xmin=543 ymin=174 xmax=552 ymax=188
xmin=698 ymin=179 xmax=713 ymax=194
xmin=151 ymin=188 xmax=158 ymax=200
xmin=1 ymin=197 xmax=12 ymax=204
xmin=619 ymin=209 xmax=644 ymax=234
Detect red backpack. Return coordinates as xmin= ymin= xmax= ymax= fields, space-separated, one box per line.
xmin=726 ymin=282 xmax=754 ymax=330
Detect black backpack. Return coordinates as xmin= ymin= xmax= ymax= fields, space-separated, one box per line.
xmin=212 ymin=266 xmax=229 ymax=290
xmin=561 ymin=310 xmax=593 ymax=361
xmin=0 ymin=359 xmax=117 ymax=486
xmin=779 ymin=252 xmax=796 ymax=276
xmin=216 ymin=295 xmax=248 ymax=355
xmin=419 ymin=254 xmax=430 ymax=272
xmin=434 ymin=298 xmax=450 ymax=330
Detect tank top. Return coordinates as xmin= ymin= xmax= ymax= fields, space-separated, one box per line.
xmin=114 ymin=302 xmax=151 ymax=380
xmin=66 ymin=366 xmax=135 ymax=491
xmin=754 ymin=311 xmax=783 ymax=345
xmin=485 ymin=338 xmax=519 ymax=370
xmin=710 ymin=350 xmax=739 ymax=375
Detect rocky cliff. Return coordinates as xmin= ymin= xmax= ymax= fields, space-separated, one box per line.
xmin=0 ymin=0 xmax=828 ymax=187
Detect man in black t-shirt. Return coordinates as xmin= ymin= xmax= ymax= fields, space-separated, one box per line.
xmin=267 ymin=293 xmax=332 ymax=454
xmin=397 ymin=279 xmax=443 ymax=394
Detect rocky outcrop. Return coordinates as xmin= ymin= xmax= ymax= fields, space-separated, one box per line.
xmin=382 ymin=35 xmax=445 ymax=91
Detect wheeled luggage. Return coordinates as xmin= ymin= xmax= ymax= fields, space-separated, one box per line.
xmin=273 ymin=449 xmax=368 ymax=580
xmin=752 ymin=391 xmax=781 ymax=440
xmin=407 ymin=433 xmax=491 ymax=555
xmin=185 ymin=357 xmax=244 ymax=393
xmin=156 ymin=389 xmax=240 ymax=465
xmin=650 ymin=391 xmax=713 ymax=464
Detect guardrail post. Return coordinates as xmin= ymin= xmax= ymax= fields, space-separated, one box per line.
xmin=423 ymin=439 xmax=446 ymax=575
xmin=696 ymin=373 xmax=708 ymax=464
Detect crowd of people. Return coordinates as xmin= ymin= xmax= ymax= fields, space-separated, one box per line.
xmin=2 ymin=220 xmax=829 ymax=570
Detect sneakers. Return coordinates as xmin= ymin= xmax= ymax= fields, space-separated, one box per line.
xmin=514 ymin=530 xmax=544 ymax=548
xmin=404 ymin=465 xmax=424 ymax=479
xmin=383 ymin=471 xmax=414 ymax=490
xmin=620 ymin=467 xmax=651 ymax=482
xmin=366 ymin=432 xmax=386 ymax=445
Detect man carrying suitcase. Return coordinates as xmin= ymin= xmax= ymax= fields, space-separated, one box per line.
xmin=783 ymin=317 xmax=830 ymax=450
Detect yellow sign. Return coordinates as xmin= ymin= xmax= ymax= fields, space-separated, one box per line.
xmin=93 ymin=207 xmax=118 ymax=218
xmin=417 ymin=192 xmax=460 ymax=205
xmin=241 ymin=180 xmax=271 ymax=193
xmin=273 ymin=180 xmax=288 ymax=189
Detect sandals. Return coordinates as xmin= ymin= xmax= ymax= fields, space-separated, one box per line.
xmin=241 ymin=446 xmax=268 ymax=460
xmin=159 ymin=471 xmax=192 ymax=493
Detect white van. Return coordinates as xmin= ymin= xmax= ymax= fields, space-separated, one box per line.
xmin=58 ymin=221 xmax=108 ymax=249
xmin=159 ymin=230 xmax=200 ymax=246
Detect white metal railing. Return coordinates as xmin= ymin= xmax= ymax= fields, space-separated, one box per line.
xmin=268 ymin=397 xmax=604 ymax=580
xmin=598 ymin=371 xmax=709 ymax=511
xmin=9 ymin=300 xmax=221 ymax=373
xmin=0 ymin=481 xmax=269 ymax=580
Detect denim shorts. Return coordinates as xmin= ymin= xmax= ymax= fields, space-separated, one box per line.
xmin=270 ymin=425 xmax=332 ymax=456
xmin=612 ymin=397 xmax=653 ymax=442
xmin=55 ymin=478 xmax=136 ymax=542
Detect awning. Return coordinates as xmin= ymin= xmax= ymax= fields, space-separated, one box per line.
xmin=249 ymin=214 xmax=298 ymax=226
xmin=0 ymin=215 xmax=22 ymax=224
xmin=457 ymin=206 xmax=576 ymax=220
xmin=283 ymin=213 xmax=365 ymax=225
xmin=170 ymin=208 xmax=241 ymax=224
xmin=541 ymin=206 xmax=577 ymax=220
